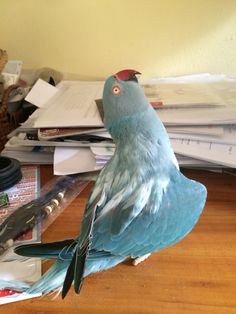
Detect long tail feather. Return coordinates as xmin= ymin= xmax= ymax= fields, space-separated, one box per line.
xmin=62 ymin=253 xmax=76 ymax=299
xmin=14 ymin=239 xmax=75 ymax=260
xmin=74 ymin=247 xmax=87 ymax=294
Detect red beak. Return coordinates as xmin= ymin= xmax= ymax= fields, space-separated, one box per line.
xmin=115 ymin=69 xmax=141 ymax=81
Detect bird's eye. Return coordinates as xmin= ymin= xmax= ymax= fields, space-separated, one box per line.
xmin=112 ymin=85 xmax=122 ymax=96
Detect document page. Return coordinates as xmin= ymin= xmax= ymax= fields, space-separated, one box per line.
xmin=34 ymin=81 xmax=104 ymax=128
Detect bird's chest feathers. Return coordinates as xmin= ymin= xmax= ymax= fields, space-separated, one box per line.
xmin=112 ymin=128 xmax=164 ymax=175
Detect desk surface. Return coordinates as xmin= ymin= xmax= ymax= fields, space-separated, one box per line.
xmin=1 ymin=166 xmax=236 ymax=314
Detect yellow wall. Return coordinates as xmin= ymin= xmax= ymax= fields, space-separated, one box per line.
xmin=1 ymin=0 xmax=236 ymax=80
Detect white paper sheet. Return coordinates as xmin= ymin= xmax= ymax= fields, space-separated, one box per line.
xmin=53 ymin=147 xmax=102 ymax=175
xmin=25 ymin=78 xmax=59 ymax=108
xmin=166 ymin=125 xmax=224 ymax=136
xmin=171 ymin=138 xmax=236 ymax=167
xmin=90 ymin=145 xmax=115 ymax=157
xmin=142 ymin=74 xmax=236 ymax=125
xmin=143 ymin=82 xmax=224 ymax=107
xmin=157 ymin=106 xmax=236 ymax=125
xmin=147 ymin=73 xmax=236 ymax=84
xmin=1 ymin=144 xmax=54 ymax=165
xmin=34 ymin=81 xmax=104 ymax=128
xmin=169 ymin=124 xmax=236 ymax=145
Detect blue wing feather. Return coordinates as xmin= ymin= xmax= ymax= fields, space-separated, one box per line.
xmin=91 ymin=165 xmax=206 ymax=258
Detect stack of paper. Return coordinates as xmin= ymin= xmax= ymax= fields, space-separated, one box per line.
xmin=1 ymin=80 xmax=112 ymax=167
xmin=1 ymin=74 xmax=236 ymax=174
xmin=146 ymin=74 xmax=236 ymax=169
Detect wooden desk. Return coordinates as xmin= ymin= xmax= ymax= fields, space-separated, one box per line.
xmin=1 ymin=166 xmax=236 ymax=314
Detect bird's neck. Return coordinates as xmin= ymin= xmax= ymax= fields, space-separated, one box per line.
xmin=106 ymin=106 xmax=178 ymax=172
xmin=107 ymin=107 xmax=162 ymax=145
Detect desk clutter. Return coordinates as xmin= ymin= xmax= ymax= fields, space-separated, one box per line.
xmin=1 ymin=71 xmax=236 ymax=173
xmin=0 ymin=68 xmax=208 ymax=301
xmin=0 ymin=55 xmax=235 ymax=302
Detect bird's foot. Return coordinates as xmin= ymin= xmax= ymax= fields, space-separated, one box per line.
xmin=132 ymin=253 xmax=151 ymax=266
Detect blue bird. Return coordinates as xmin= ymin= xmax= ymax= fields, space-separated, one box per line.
xmin=0 ymin=69 xmax=207 ymax=299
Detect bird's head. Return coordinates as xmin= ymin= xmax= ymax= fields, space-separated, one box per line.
xmin=102 ymin=69 xmax=150 ymax=128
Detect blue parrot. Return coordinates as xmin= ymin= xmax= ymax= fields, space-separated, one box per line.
xmin=0 ymin=69 xmax=207 ymax=299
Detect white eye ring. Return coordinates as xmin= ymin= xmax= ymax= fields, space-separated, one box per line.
xmin=112 ymin=85 xmax=122 ymax=96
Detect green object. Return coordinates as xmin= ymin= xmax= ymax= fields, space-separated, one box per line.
xmin=0 ymin=193 xmax=9 ymax=207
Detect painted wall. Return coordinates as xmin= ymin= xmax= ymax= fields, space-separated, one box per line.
xmin=1 ymin=0 xmax=236 ymax=80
